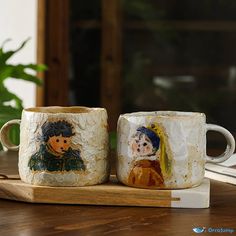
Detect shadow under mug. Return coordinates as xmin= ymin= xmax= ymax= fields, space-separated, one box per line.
xmin=0 ymin=106 xmax=110 ymax=186
xmin=117 ymin=111 xmax=235 ymax=189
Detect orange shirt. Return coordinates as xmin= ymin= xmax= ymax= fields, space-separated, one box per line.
xmin=128 ymin=159 xmax=164 ymax=188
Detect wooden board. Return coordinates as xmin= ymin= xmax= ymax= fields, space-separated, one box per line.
xmin=0 ymin=175 xmax=210 ymax=208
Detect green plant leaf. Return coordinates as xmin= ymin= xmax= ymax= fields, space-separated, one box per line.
xmin=0 ymin=39 xmax=11 ymax=57
xmin=0 ymin=105 xmax=21 ymax=151
xmin=0 ymin=85 xmax=23 ymax=109
xmin=0 ymin=38 xmax=46 ymax=85
xmin=0 ymin=65 xmax=14 ymax=81
xmin=0 ymin=64 xmax=43 ymax=85
xmin=109 ymin=132 xmax=117 ymax=150
xmin=25 ymin=63 xmax=48 ymax=72
xmin=10 ymin=66 xmax=43 ymax=85
xmin=0 ymin=38 xmax=30 ymax=66
xmin=0 ymin=105 xmax=22 ymax=119
xmin=0 ymin=38 xmax=11 ymax=47
xmin=0 ymin=38 xmax=47 ymax=151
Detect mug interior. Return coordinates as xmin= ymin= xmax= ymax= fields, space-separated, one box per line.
xmin=25 ymin=106 xmax=98 ymax=114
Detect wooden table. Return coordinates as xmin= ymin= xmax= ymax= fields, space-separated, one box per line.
xmin=0 ymin=151 xmax=235 ymax=236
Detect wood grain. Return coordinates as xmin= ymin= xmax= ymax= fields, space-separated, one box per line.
xmin=101 ymin=0 xmax=122 ymax=131
xmin=0 ymin=151 xmax=235 ymax=236
xmin=0 ymin=176 xmax=173 ymax=207
xmin=0 ymin=175 xmax=211 ymax=208
xmin=36 ymin=0 xmax=70 ymax=106
xmin=36 ymin=0 xmax=46 ymax=107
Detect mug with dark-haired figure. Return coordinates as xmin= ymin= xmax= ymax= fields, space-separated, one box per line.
xmin=0 ymin=106 xmax=109 ymax=186
xmin=28 ymin=120 xmax=85 ymax=172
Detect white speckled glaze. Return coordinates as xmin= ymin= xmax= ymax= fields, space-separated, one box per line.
xmin=117 ymin=111 xmax=235 ymax=189
xmin=0 ymin=106 xmax=110 ymax=186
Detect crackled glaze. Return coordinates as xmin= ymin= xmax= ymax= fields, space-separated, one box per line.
xmin=117 ymin=111 xmax=208 ymax=189
xmin=15 ymin=106 xmax=110 ymax=186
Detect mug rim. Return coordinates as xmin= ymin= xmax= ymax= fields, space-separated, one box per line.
xmin=24 ymin=106 xmax=106 ymax=114
xmin=120 ymin=110 xmax=205 ymax=119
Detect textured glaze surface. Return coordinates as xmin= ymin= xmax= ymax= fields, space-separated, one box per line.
xmin=117 ymin=111 xmax=206 ymax=189
xmin=18 ymin=107 xmax=109 ymax=186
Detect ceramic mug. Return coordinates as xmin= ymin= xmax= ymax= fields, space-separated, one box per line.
xmin=117 ymin=111 xmax=235 ymax=189
xmin=0 ymin=106 xmax=110 ymax=186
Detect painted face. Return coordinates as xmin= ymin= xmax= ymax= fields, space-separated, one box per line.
xmin=48 ymin=135 xmax=72 ymax=154
xmin=131 ymin=132 xmax=154 ymax=156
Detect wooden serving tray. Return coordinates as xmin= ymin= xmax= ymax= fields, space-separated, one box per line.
xmin=0 ymin=175 xmax=210 ymax=208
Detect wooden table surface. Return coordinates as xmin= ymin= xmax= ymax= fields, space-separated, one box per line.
xmin=0 ymin=151 xmax=235 ymax=236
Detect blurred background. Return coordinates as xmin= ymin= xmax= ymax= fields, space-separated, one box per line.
xmin=2 ymin=0 xmax=236 ymax=152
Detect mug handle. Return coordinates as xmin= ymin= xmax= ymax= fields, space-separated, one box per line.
xmin=206 ymin=124 xmax=235 ymax=163
xmin=0 ymin=119 xmax=21 ymax=151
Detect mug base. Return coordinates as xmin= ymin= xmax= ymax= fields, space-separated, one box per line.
xmin=118 ymin=180 xmax=203 ymax=190
xmin=20 ymin=171 xmax=110 ymax=187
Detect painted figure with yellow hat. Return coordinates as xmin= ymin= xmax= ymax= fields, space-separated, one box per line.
xmin=128 ymin=123 xmax=171 ymax=188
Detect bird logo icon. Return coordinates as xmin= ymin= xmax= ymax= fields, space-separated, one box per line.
xmin=192 ymin=227 xmax=206 ymax=233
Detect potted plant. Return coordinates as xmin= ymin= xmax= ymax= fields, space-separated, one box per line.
xmin=0 ymin=38 xmax=47 ymax=150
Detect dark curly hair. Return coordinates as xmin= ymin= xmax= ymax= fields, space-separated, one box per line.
xmin=41 ymin=120 xmax=75 ymax=142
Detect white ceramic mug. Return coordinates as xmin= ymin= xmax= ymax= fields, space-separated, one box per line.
xmin=0 ymin=106 xmax=110 ymax=186
xmin=117 ymin=111 xmax=235 ymax=189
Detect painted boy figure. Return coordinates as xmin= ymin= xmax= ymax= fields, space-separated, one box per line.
xmin=28 ymin=120 xmax=85 ymax=172
xmin=128 ymin=125 xmax=164 ymax=188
